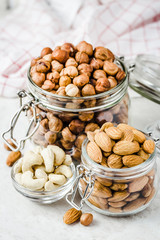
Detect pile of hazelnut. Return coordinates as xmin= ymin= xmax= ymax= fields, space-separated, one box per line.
xmin=30 ymin=41 xmax=126 ymax=97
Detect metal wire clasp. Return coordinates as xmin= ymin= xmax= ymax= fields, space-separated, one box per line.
xmin=66 ymin=165 xmax=95 ymax=210
xmin=2 ymin=90 xmax=41 ymax=151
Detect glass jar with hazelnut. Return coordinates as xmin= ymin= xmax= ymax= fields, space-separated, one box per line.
xmin=3 ymin=41 xmax=129 ymax=162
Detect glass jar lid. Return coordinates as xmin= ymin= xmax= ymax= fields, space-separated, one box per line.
xmin=128 ymin=54 xmax=160 ymax=104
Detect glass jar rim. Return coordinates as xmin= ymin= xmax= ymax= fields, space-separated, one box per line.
xmin=11 ymin=161 xmax=76 ymax=195
xmin=81 ymin=135 xmax=156 ymax=179
xmin=27 ymin=57 xmax=128 ymax=101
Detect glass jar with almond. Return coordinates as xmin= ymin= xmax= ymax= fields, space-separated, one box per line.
xmin=78 ymin=123 xmax=158 ymax=216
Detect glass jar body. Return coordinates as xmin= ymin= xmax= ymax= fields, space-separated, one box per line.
xmin=79 ymin=139 xmax=158 ymax=216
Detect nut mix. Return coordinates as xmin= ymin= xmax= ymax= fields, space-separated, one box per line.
xmin=14 ymin=145 xmax=73 ymax=191
xmin=80 ymin=123 xmax=156 ymax=214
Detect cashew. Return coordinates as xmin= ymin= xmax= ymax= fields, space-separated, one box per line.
xmin=44 ymin=181 xmax=59 ymax=191
xmin=15 ymin=173 xmax=23 ymax=185
xmin=54 ymin=165 xmax=73 ymax=178
xmin=14 ymin=158 xmax=23 ymax=174
xmin=47 ymin=145 xmax=65 ymax=166
xmin=21 ymin=171 xmax=46 ymax=190
xmin=33 ymin=165 xmax=46 ymax=172
xmin=22 ymin=151 xmax=43 ymax=172
xmin=35 ymin=169 xmax=48 ymax=181
xmin=63 ymin=155 xmax=72 ymax=166
xmin=49 ymin=174 xmax=66 ymax=185
xmin=41 ymin=148 xmax=54 ymax=173
xmin=33 ymin=146 xmax=44 ymax=155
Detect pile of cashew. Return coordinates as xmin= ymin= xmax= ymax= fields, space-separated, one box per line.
xmin=14 ymin=145 xmax=73 ymax=191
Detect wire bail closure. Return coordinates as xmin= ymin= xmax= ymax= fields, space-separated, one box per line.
xmin=66 ymin=165 xmax=95 ymax=210
xmin=2 ymin=90 xmax=42 ymax=151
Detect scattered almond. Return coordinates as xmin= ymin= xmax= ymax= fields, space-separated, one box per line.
xmin=6 ymin=151 xmax=21 ymax=166
xmin=63 ymin=208 xmax=82 ymax=224
xmin=4 ymin=139 xmax=16 ymax=151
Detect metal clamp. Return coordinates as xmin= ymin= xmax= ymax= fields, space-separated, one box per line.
xmin=2 ymin=90 xmax=42 ymax=151
xmin=66 ymin=165 xmax=95 ymax=210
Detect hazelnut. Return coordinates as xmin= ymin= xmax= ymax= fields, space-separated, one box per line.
xmin=54 ymin=85 xmax=59 ymax=90
xmin=103 ymin=61 xmax=119 ymax=75
xmin=36 ymin=59 xmax=51 ymax=73
xmin=45 ymin=131 xmax=57 ymax=144
xmin=56 ymin=86 xmax=66 ymax=96
xmin=31 ymin=72 xmax=45 ymax=87
xmin=76 ymin=41 xmax=93 ymax=56
xmin=65 ymin=58 xmax=78 ymax=67
xmin=78 ymin=63 xmax=93 ymax=77
xmin=65 ymin=102 xmax=81 ymax=109
xmin=30 ymin=66 xmax=37 ymax=76
xmin=75 ymin=52 xmax=89 ymax=64
xmin=85 ymin=123 xmax=100 ymax=132
xmin=108 ymin=76 xmax=117 ymax=88
xmin=43 ymin=54 xmax=52 ymax=62
xmin=75 ymin=134 xmax=86 ymax=149
xmin=80 ymin=213 xmax=93 ymax=226
xmin=39 ymin=118 xmax=49 ymax=134
xmin=83 ymin=99 xmax=96 ymax=108
xmin=72 ymin=147 xmax=81 ymax=161
xmin=4 ymin=139 xmax=16 ymax=151
xmin=46 ymin=71 xmax=60 ymax=83
xmin=65 ymin=84 xmax=79 ymax=97
xmin=95 ymin=111 xmax=113 ymax=125
xmin=41 ymin=47 xmax=52 ymax=57
xmin=93 ymin=69 xmax=106 ymax=79
xmin=94 ymin=47 xmax=115 ymax=62
xmin=31 ymin=57 xmax=41 ymax=67
xmin=48 ymin=116 xmax=63 ymax=132
xmin=61 ymin=43 xmax=75 ymax=56
xmin=42 ymin=80 xmax=55 ymax=91
xmin=90 ymin=78 xmax=97 ymax=86
xmin=62 ymin=127 xmax=76 ymax=142
xmin=58 ymin=112 xmax=74 ymax=123
xmin=73 ymin=74 xmax=89 ymax=88
xmin=59 ymin=76 xmax=71 ymax=86
xmin=79 ymin=112 xmax=94 ymax=122
xmin=61 ymin=66 xmax=78 ymax=78
xmin=90 ymin=58 xmax=104 ymax=69
xmin=95 ymin=78 xmax=110 ymax=93
xmin=82 ymin=84 xmax=95 ymax=96
xmin=52 ymin=49 xmax=69 ymax=63
xmin=60 ymin=138 xmax=74 ymax=150
xmin=51 ymin=60 xmax=63 ymax=72
xmin=69 ymin=119 xmax=85 ymax=134
xmin=116 ymin=70 xmax=126 ymax=82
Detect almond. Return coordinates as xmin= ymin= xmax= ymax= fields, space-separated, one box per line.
xmin=133 ymin=129 xmax=146 ymax=143
xmin=92 ymin=180 xmax=112 ymax=198
xmin=121 ymin=129 xmax=134 ymax=142
xmin=100 ymin=122 xmax=114 ymax=131
xmin=145 ymin=187 xmax=155 ymax=204
xmin=108 ymin=190 xmax=130 ymax=202
xmin=108 ymin=201 xmax=126 ymax=208
xmin=147 ymin=168 xmax=155 ymax=177
xmin=94 ymin=131 xmax=112 ymax=152
xmin=109 ymin=207 xmax=122 ymax=213
xmin=142 ymin=140 xmax=155 ymax=154
xmin=86 ymin=141 xmax=102 ymax=163
xmin=105 ymin=126 xmax=123 ymax=140
xmin=103 ymin=152 xmax=111 ymax=157
xmin=107 ymin=154 xmax=123 ymax=168
xmin=142 ymin=183 xmax=152 ymax=197
xmin=117 ymin=123 xmax=135 ymax=132
xmin=113 ymin=141 xmax=140 ymax=155
xmin=125 ymin=192 xmax=140 ymax=202
xmin=6 ymin=151 xmax=21 ymax=166
xmin=80 ymin=213 xmax=93 ymax=226
xmin=100 ymin=156 xmax=109 ymax=167
xmin=128 ymin=176 xmax=148 ymax=193
xmin=122 ymin=155 xmax=144 ymax=167
xmin=96 ymin=176 xmax=112 ymax=187
xmin=123 ymin=198 xmax=146 ymax=212
xmin=110 ymin=183 xmax=128 ymax=191
xmin=4 ymin=138 xmax=16 ymax=151
xmin=63 ymin=208 xmax=82 ymax=224
xmin=88 ymin=195 xmax=108 ymax=210
xmin=137 ymin=149 xmax=149 ymax=160
xmin=87 ymin=131 xmax=95 ymax=142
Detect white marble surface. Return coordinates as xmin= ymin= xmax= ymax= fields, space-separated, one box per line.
xmin=0 ymin=88 xmax=160 ymax=240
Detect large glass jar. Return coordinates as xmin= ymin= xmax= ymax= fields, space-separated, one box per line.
xmin=25 ymin=57 xmax=129 ymax=162
xmin=77 ymin=135 xmax=158 ymax=216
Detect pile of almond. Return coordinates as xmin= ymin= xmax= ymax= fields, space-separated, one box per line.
xmin=81 ymin=123 xmax=156 ymax=213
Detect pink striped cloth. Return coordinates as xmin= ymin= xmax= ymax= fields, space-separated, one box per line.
xmin=0 ymin=0 xmax=160 ymax=97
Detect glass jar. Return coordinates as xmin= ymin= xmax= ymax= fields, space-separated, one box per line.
xmin=74 ymin=134 xmax=159 ymax=216
xmin=11 ymin=161 xmax=76 ymax=204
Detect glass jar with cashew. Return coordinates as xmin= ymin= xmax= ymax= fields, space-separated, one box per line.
xmin=78 ymin=124 xmax=159 ymax=216
xmin=25 ymin=54 xmax=129 ymax=162
xmin=11 ymin=145 xmax=76 ymax=204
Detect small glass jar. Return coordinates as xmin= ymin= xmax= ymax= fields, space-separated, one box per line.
xmin=11 ymin=161 xmax=76 ymax=204
xmin=24 ymin=57 xmax=129 ymax=162
xmin=77 ymin=135 xmax=158 ymax=216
